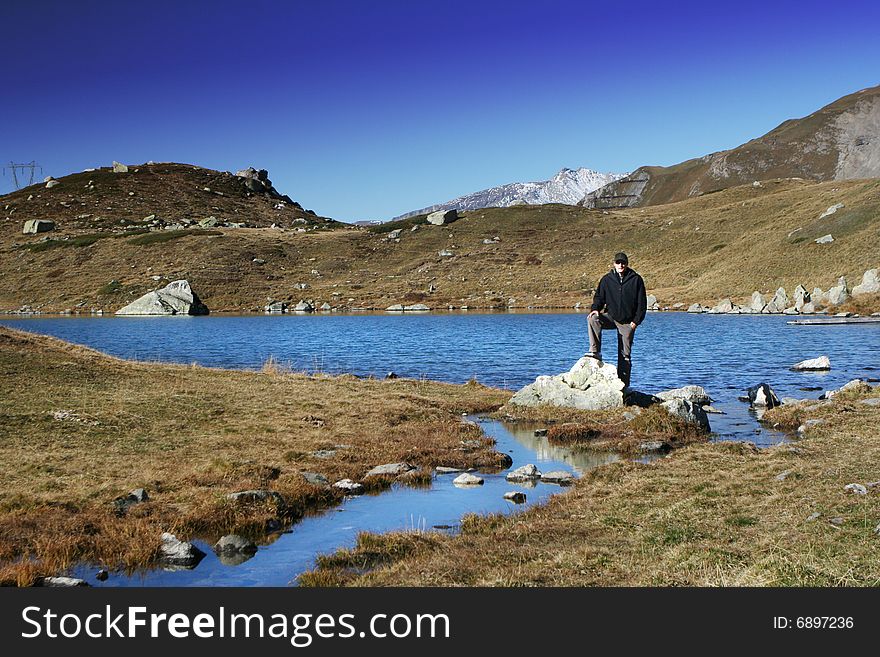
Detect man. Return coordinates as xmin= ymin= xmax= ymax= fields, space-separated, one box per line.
xmin=587 ymin=252 xmax=647 ymax=386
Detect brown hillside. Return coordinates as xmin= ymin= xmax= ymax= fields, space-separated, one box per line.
xmin=584 ymin=85 xmax=880 ymax=209
xmin=1 ymin=171 xmax=878 ymax=314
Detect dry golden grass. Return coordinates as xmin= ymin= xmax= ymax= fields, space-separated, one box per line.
xmin=301 ymin=388 xmax=880 ymax=587
xmin=2 ymin=174 xmax=879 ymax=314
xmin=0 ymin=326 xmax=509 ymax=584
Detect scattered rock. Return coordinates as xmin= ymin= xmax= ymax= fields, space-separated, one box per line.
xmin=852 ymin=269 xmax=880 ymax=296
xmin=829 ymin=517 xmax=845 ymax=526
xmin=806 ymin=512 xmax=821 ymax=522
xmin=639 ymin=441 xmax=671 ymax=453
xmin=404 ymin=303 xmax=431 ymax=311
xmin=660 ymin=398 xmax=711 ymax=432
xmin=159 ymin=532 xmax=206 ymax=568
xmin=814 ymin=234 xmax=834 ymax=244
xmin=656 ymin=385 xmax=712 ymax=405
xmin=533 ymin=428 xmax=548 ymax=437
xmin=844 ymin=483 xmax=868 ymax=495
xmin=116 ymin=280 xmax=209 ymax=316
xmin=438 ymin=249 xmax=454 ymax=257
xmin=819 ymin=202 xmax=844 ymax=218
xmin=826 ymin=277 xmax=849 ymax=305
xmin=859 ymin=398 xmax=880 ymax=407
xmin=22 ymin=219 xmax=55 ymax=234
xmin=708 ymin=298 xmax=734 ymax=313
xmin=453 ymin=472 xmax=484 ymax=486
xmin=301 ymin=472 xmax=329 ymax=487
xmin=45 ymin=180 xmax=60 ymax=188
xmin=750 ymin=291 xmax=765 ymax=311
xmin=435 ymin=466 xmax=463 ymax=474
xmin=332 ymin=479 xmax=364 ymax=494
xmin=506 ymin=464 xmax=542 ymax=482
xmin=775 ymin=470 xmax=793 ymax=481
xmin=541 ymin=470 xmax=575 ymax=485
xmin=427 ymin=209 xmax=458 ymax=225
xmin=113 ymin=488 xmax=149 ymax=515
xmin=112 ymin=161 xmax=129 ymax=173
xmin=39 ymin=576 xmax=89 ymax=587
xmin=214 ymin=534 xmax=257 ymax=555
xmin=791 ymin=356 xmax=831 ymax=371
xmin=265 ymin=301 xmax=287 ymax=313
xmin=503 ymin=491 xmax=527 ymax=503
xmin=364 ymin=462 xmax=416 ymax=478
xmin=95 ymin=569 xmax=109 ymax=581
xmin=226 ymin=489 xmax=285 ymax=509
xmin=686 ymin=303 xmax=704 ymax=313
xmin=746 ymin=383 xmax=781 ymax=408
xmin=293 ymin=300 xmax=314 ymax=312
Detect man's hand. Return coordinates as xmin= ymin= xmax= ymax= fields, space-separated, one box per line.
xmin=629 ymin=322 xmax=637 ymax=330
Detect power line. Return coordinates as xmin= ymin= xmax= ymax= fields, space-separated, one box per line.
xmin=3 ymin=161 xmax=43 ymax=190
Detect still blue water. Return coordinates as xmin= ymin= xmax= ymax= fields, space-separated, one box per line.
xmin=3 ymin=311 xmax=878 ymax=443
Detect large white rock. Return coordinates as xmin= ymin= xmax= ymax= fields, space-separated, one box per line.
xmin=791 ymin=356 xmax=831 ymax=371
xmin=116 ymin=280 xmax=208 ymax=315
xmin=509 ymin=356 xmax=626 ymax=411
xmin=827 ymin=278 xmax=849 ymax=305
xmin=750 ymin=291 xmax=765 ymax=311
xmin=852 ymin=269 xmax=880 ymax=296
xmin=656 ymin=385 xmax=712 ymax=405
xmin=427 ymin=209 xmax=458 ymax=225
xmin=22 ymin=219 xmax=55 ymax=234
xmin=819 ymin=203 xmax=844 ymax=218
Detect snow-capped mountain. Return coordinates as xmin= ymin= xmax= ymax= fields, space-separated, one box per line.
xmin=391 ymin=167 xmax=627 ymax=221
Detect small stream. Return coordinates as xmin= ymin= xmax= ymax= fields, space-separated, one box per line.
xmin=72 ymin=416 xmax=624 ymax=586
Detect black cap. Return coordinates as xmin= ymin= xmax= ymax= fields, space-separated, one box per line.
xmin=614 ymin=252 xmax=629 ymax=264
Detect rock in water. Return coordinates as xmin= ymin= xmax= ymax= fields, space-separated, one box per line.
xmin=159 ymin=532 xmax=206 ymax=568
xmin=746 ymin=383 xmax=781 ymax=408
xmin=453 ymin=472 xmax=484 ymax=486
xmin=115 ymin=280 xmax=209 ymax=316
xmin=656 ymin=385 xmax=713 ymax=405
xmin=791 ymin=356 xmax=831 ymax=371
xmin=660 ymin=398 xmax=711 ymax=432
xmin=508 ymin=356 xmax=626 ymax=410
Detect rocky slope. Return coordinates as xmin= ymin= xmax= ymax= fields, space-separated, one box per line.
xmin=583 ymin=84 xmax=880 ymax=209
xmin=393 ymin=167 xmax=626 ymax=220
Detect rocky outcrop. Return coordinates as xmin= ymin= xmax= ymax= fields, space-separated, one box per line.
xmin=115 ymin=280 xmax=209 ymax=316
xmin=508 ymin=356 xmax=626 ymax=411
xmin=581 ymin=85 xmax=880 ymax=209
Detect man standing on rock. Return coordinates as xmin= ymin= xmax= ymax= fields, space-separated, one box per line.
xmin=587 ymin=252 xmax=647 ymax=386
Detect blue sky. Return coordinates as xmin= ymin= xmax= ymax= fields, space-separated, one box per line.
xmin=2 ymin=0 xmax=879 ymax=221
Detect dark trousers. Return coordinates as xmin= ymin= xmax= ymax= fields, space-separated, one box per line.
xmin=587 ymin=312 xmax=634 ymax=385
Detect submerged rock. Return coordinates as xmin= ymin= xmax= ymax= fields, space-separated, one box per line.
xmin=116 ymin=280 xmax=209 ymax=316
xmin=540 ymin=470 xmax=575 ymax=485
xmin=503 ymin=491 xmax=527 ymax=503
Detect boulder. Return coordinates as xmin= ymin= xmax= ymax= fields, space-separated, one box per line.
xmin=45 ymin=180 xmax=60 ymax=188
xmin=332 ymin=479 xmax=364 ymax=494
xmin=403 ymin=303 xmax=431 ymax=311
xmin=656 ymin=385 xmax=712 ymax=405
xmin=113 ymin=488 xmax=149 ymax=515
xmin=453 ymin=472 xmax=484 ymax=486
xmin=503 ymin=491 xmax=527 ymax=503
xmin=438 ymin=249 xmax=454 ymax=257
xmin=686 ymin=303 xmax=704 ymax=313
xmin=159 ymin=532 xmax=206 ymax=568
xmin=364 ymin=462 xmax=415 ymax=478
xmin=388 ymin=229 xmax=402 ymax=239
xmin=112 ymin=161 xmax=129 ymax=173
xmin=427 ymin=209 xmax=458 ymax=225
xmin=386 ymin=304 xmax=404 ymax=311
xmin=811 ymin=287 xmax=826 ymax=305
xmin=763 ymin=287 xmax=788 ymax=313
xmin=115 ymin=280 xmax=209 ymax=316
xmin=793 ymin=285 xmax=810 ymax=310
xmin=708 ymin=298 xmax=733 ymax=314
xmin=541 ymin=470 xmax=575 ymax=485
xmin=293 ymin=300 xmax=314 ymax=312
xmin=819 ymin=203 xmax=844 ymax=218
xmin=226 ymin=489 xmax=286 ymax=510
xmin=852 ymin=269 xmax=880 ymax=296
xmin=791 ymin=356 xmax=831 ymax=371
xmin=639 ymin=441 xmax=671 ymax=453
xmin=22 ymin=219 xmax=55 ymax=234
xmin=746 ymin=383 xmax=781 ymax=408
xmin=506 ymin=464 xmax=542 ymax=482
xmin=265 ymin=301 xmax=287 ymax=313
xmin=750 ymin=292 xmax=765 ymax=311
xmin=827 ymin=278 xmax=849 ymax=305
xmin=815 ymin=234 xmax=834 ymax=244
xmin=214 ymin=534 xmax=257 ymax=555
xmin=508 ymin=356 xmax=626 ymax=411
xmin=624 ymin=389 xmax=661 ymax=408
xmin=660 ymin=398 xmax=710 ymax=432
xmin=319 ymin=302 xmax=332 ymax=311
xmin=39 ymin=577 xmax=89 ymax=587
xmin=301 ymin=472 xmax=329 ymax=487
xmin=646 ymin=294 xmax=660 ymax=311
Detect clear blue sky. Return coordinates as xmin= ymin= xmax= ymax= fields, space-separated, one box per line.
xmin=2 ymin=0 xmax=878 ymax=221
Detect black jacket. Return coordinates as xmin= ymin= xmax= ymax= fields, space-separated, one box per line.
xmin=591 ymin=268 xmax=647 ymax=325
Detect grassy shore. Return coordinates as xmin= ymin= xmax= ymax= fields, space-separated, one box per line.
xmin=301 ymin=387 xmax=880 ymax=586
xmin=0 ymin=326 xmax=510 ymax=585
